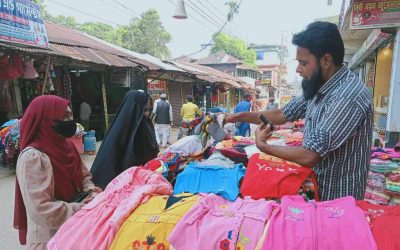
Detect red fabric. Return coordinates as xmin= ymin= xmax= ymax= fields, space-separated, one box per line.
xmin=240 ymin=153 xmax=319 ymax=200
xmin=0 ymin=55 xmax=23 ymax=80
xmin=13 ymin=95 xmax=84 ymax=245
xmin=143 ymin=159 xmax=163 ymax=171
xmin=356 ymin=201 xmax=400 ymax=250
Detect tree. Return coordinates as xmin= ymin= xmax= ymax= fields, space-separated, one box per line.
xmin=121 ymin=9 xmax=171 ymax=59
xmin=211 ymin=32 xmax=256 ymax=67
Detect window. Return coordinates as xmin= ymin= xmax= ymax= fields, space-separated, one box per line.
xmin=256 ymin=51 xmax=264 ymax=60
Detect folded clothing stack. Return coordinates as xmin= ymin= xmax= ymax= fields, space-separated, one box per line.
xmin=370 ymin=159 xmax=399 ymax=174
xmin=365 ymin=172 xmax=390 ymax=204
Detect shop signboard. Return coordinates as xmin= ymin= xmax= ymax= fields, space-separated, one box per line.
xmin=350 ymin=0 xmax=400 ymax=30
xmin=147 ymin=79 xmax=167 ymax=96
xmin=0 ymin=0 xmax=48 ymax=48
xmin=261 ymin=79 xmax=271 ymax=85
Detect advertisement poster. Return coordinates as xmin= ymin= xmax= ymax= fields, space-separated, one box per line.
xmin=351 ymin=0 xmax=400 ymax=30
xmin=0 ymin=0 xmax=48 ymax=47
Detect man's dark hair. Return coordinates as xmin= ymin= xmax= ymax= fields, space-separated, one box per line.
xmin=243 ymin=93 xmax=250 ymax=99
xmin=292 ymin=21 xmax=344 ymax=66
xmin=187 ymin=95 xmax=193 ymax=102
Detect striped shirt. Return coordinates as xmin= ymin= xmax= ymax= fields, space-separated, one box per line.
xmin=283 ymin=65 xmax=373 ymax=201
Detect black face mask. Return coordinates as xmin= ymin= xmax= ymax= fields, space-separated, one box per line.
xmin=52 ymin=120 xmax=77 ymax=138
xmin=302 ymin=64 xmax=324 ymax=100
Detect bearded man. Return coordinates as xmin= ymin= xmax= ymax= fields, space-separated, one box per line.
xmin=224 ymin=21 xmax=373 ymax=201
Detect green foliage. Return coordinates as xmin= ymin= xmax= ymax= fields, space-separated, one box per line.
xmin=40 ymin=6 xmax=171 ymax=59
xmin=211 ymin=32 xmax=256 ymax=68
xmin=120 ymin=9 xmax=172 ymax=59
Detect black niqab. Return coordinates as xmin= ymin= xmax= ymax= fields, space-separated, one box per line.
xmin=90 ymin=90 xmax=159 ymax=189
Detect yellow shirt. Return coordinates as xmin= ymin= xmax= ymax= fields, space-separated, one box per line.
xmin=110 ymin=193 xmax=198 ymax=250
xmin=181 ymin=102 xmax=202 ymax=121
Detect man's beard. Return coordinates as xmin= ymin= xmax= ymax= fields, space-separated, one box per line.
xmin=302 ymin=65 xmax=324 ymax=100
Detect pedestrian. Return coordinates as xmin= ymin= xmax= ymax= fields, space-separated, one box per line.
xmin=153 ymin=93 xmax=173 ymax=148
xmin=234 ymin=93 xmax=252 ymax=137
xmin=79 ymin=98 xmax=92 ymax=131
xmin=0 ymin=80 xmax=13 ymax=126
xmin=181 ymin=95 xmax=202 ymax=122
xmin=90 ymin=90 xmax=159 ymax=189
xmin=224 ymin=21 xmax=373 ymax=201
xmin=266 ymin=97 xmax=278 ymax=110
xmin=14 ymin=95 xmax=102 ymax=250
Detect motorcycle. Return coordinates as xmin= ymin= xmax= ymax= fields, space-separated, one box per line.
xmin=176 ymin=116 xmax=204 ymax=140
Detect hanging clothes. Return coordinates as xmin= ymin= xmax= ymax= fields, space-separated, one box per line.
xmin=24 ymin=59 xmax=39 ymax=79
xmin=91 ymin=90 xmax=159 ymax=189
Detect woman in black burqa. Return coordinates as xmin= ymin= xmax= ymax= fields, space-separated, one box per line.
xmin=90 ymin=90 xmax=159 ymax=189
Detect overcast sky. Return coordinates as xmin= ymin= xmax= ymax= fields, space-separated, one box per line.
xmin=44 ymin=0 xmax=343 ymax=81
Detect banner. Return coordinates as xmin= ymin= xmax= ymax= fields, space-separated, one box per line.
xmin=351 ymin=0 xmax=400 ymax=30
xmin=0 ymin=0 xmax=48 ymax=47
xmin=147 ymin=79 xmax=167 ymax=96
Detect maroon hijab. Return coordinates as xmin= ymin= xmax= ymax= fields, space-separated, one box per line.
xmin=14 ymin=95 xmax=83 ymax=245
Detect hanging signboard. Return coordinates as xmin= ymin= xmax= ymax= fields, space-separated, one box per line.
xmin=110 ymin=69 xmax=129 ymax=87
xmin=147 ymin=79 xmax=167 ymax=96
xmin=0 ymin=0 xmax=49 ymax=48
xmin=350 ymin=0 xmax=400 ymax=30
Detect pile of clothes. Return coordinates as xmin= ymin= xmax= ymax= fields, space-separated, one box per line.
xmin=47 ymin=120 xmax=400 ymax=249
xmin=0 ymin=119 xmax=20 ymax=168
xmin=365 ymin=147 xmax=400 ymax=204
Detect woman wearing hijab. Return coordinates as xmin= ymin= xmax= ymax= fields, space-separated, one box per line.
xmin=14 ymin=95 xmax=101 ymax=250
xmin=91 ymin=90 xmax=159 ymax=189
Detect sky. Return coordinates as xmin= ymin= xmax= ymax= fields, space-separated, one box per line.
xmin=44 ymin=0 xmax=343 ymax=82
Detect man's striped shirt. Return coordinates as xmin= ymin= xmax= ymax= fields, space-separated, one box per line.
xmin=283 ymin=65 xmax=373 ymax=201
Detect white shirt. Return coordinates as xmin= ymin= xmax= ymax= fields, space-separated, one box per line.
xmin=79 ymin=102 xmax=92 ymax=120
xmin=152 ymin=99 xmax=173 ymax=122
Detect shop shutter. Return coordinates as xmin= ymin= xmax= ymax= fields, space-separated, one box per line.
xmin=167 ymin=81 xmax=182 ymax=126
xmin=181 ymin=82 xmax=193 ymax=105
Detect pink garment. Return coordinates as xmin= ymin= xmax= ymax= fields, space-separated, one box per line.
xmin=23 ymin=59 xmax=38 ymax=79
xmin=262 ymin=195 xmax=377 ymax=250
xmin=168 ymin=193 xmax=275 ymax=250
xmin=47 ymin=167 xmax=173 ymax=250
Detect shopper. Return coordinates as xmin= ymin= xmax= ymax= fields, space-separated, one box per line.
xmin=90 ymin=90 xmax=159 ymax=189
xmin=79 ymin=98 xmax=92 ymax=130
xmin=181 ymin=95 xmax=202 ymax=122
xmin=234 ymin=93 xmax=252 ymax=137
xmin=225 ymin=21 xmax=373 ymax=201
xmin=153 ymin=93 xmax=173 ymax=148
xmin=14 ymin=95 xmax=101 ymax=250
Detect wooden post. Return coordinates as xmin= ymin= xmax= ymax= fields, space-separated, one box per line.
xmin=41 ymin=56 xmax=51 ymax=95
xmin=101 ymin=71 xmax=109 ymax=130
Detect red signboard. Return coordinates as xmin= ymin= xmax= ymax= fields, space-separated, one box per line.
xmin=351 ymin=0 xmax=400 ymax=30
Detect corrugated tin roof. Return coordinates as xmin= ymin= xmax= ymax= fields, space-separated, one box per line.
xmin=196 ymin=51 xmax=242 ymax=65
xmin=49 ymin=43 xmax=138 ymax=67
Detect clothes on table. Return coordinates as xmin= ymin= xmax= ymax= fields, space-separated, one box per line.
xmin=370 ymin=159 xmax=399 ymax=174
xmin=262 ymin=195 xmax=377 ymax=250
xmin=173 ymin=162 xmax=246 ymax=201
xmin=196 ymin=151 xmax=235 ymax=168
xmin=47 ymin=167 xmax=172 ymax=250
xmin=168 ymin=194 xmax=275 ymax=250
xmin=165 ymin=135 xmax=204 ymax=157
xmin=110 ymin=193 xmax=198 ymax=250
xmin=357 ymin=200 xmax=400 ymax=250
xmin=241 ymin=153 xmax=318 ymax=200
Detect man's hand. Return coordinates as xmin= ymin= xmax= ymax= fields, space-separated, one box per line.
xmin=255 ymin=123 xmax=273 ymax=142
xmin=223 ymin=113 xmax=235 ymax=125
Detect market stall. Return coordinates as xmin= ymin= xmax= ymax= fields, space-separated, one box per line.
xmin=47 ymin=116 xmax=399 ymax=250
